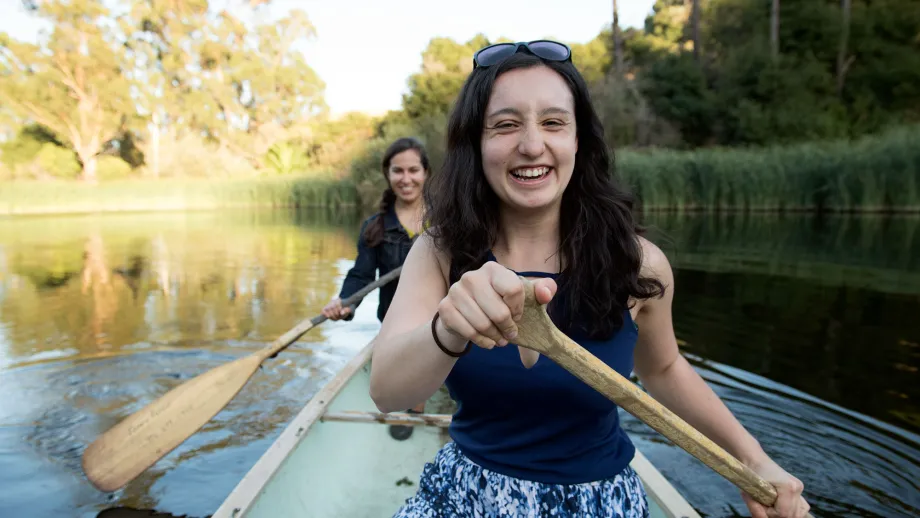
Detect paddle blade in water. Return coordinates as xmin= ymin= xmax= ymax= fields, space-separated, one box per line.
xmin=82 ymin=353 xmax=265 ymax=492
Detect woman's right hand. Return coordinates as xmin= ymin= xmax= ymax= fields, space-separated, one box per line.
xmin=435 ymin=261 xmax=557 ymax=352
xmin=322 ymin=297 xmax=352 ymax=320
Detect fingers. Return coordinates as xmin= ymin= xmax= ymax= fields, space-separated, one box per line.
xmin=775 ymin=477 xmax=805 ymax=517
xmin=743 ymin=490 xmax=810 ymax=518
xmin=532 ymin=278 xmax=557 ymax=305
xmin=437 ymin=300 xmax=496 ymax=349
xmin=742 ymin=493 xmax=770 ymax=518
xmin=489 ymin=267 xmax=525 ymax=324
xmin=322 ymin=298 xmax=347 ymax=320
xmin=448 ymin=284 xmax=505 ymax=347
xmin=441 ymin=263 xmax=523 ymax=349
xmin=798 ymin=497 xmax=811 ymax=518
xmin=440 ymin=262 xmax=560 ymax=351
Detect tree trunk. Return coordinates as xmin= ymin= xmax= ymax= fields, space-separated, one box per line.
xmin=836 ymin=0 xmax=852 ymax=95
xmin=771 ymin=0 xmax=780 ymax=60
xmin=612 ymin=0 xmax=624 ymax=76
xmin=150 ymin=110 xmax=161 ymax=178
xmin=691 ymin=0 xmax=702 ymax=63
xmin=79 ymin=151 xmax=98 ymax=183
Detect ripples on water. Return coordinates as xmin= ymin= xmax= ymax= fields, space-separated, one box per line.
xmin=0 ymin=211 xmax=918 ymax=517
xmin=625 ymin=356 xmax=920 ymax=517
xmin=0 ymin=313 xmax=380 ymax=518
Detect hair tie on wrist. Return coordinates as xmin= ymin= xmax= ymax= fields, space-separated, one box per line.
xmin=432 ymin=312 xmax=471 ymax=358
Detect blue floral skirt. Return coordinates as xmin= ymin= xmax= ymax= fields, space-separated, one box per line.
xmin=393 ymin=442 xmax=649 ymax=517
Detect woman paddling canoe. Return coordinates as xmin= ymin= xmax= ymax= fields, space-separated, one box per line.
xmin=322 ymin=136 xmax=430 ymax=439
xmin=368 ymin=41 xmax=811 ymax=518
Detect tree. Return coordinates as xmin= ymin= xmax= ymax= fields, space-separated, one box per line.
xmin=120 ymin=2 xmax=327 ymax=170
xmin=691 ymin=0 xmax=702 ymax=62
xmin=771 ymin=0 xmax=780 ymax=60
xmin=836 ymin=0 xmax=853 ymax=96
xmin=401 ymin=35 xmax=492 ymax=120
xmin=612 ymin=0 xmax=624 ymax=76
xmin=0 ymin=0 xmax=133 ymax=182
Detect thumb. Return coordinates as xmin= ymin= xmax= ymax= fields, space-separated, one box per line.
xmin=532 ymin=278 xmax=557 ymax=305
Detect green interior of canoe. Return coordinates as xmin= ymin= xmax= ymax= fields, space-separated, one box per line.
xmin=218 ymin=360 xmax=696 ymax=518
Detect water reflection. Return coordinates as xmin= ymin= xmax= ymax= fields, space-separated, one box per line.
xmin=0 ymin=210 xmax=917 ymax=518
xmin=0 ymin=210 xmax=359 ymax=369
xmin=642 ymin=213 xmax=920 ymax=434
xmin=642 ymin=212 xmax=920 ymax=295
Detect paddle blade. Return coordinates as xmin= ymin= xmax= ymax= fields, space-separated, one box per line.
xmin=82 ymin=353 xmax=265 ymax=492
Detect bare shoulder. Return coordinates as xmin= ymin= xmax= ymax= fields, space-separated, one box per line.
xmin=638 ymin=236 xmax=673 ymax=284
xmin=632 ymin=236 xmax=674 ymax=315
xmin=414 ymin=229 xmax=451 ymax=285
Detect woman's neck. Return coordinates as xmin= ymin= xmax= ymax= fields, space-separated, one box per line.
xmin=394 ymin=197 xmax=423 ymax=213
xmin=493 ymin=206 xmax=562 ymax=274
xmin=393 ymin=197 xmax=424 ymax=233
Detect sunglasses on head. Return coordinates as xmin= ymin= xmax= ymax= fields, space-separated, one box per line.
xmin=473 ymin=40 xmax=572 ymax=69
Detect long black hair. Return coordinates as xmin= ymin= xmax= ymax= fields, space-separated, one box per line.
xmin=363 ymin=137 xmax=431 ymax=247
xmin=424 ymin=52 xmax=664 ymax=339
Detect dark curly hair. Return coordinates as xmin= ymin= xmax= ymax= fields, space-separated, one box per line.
xmin=424 ymin=52 xmax=664 ymax=339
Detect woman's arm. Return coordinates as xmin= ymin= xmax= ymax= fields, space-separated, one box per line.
xmin=369 ymin=233 xmax=557 ymax=413
xmin=324 ymin=219 xmax=377 ymax=320
xmin=369 ymin=233 xmax=466 ymax=412
xmin=632 ymin=238 xmax=809 ymax=518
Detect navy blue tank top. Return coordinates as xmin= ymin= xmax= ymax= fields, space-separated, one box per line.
xmin=443 ymin=253 xmax=638 ymax=484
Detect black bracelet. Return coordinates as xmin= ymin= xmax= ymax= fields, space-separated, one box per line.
xmin=431 ymin=312 xmax=471 ymax=358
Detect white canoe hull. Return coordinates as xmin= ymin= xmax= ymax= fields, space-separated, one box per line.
xmin=214 ymin=342 xmax=700 ymax=518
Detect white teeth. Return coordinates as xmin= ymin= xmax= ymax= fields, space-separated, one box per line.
xmin=511 ymin=167 xmax=550 ymax=178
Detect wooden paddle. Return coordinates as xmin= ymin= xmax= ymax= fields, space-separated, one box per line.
xmin=514 ymin=277 xmax=813 ymax=516
xmin=81 ymin=266 xmax=402 ymax=493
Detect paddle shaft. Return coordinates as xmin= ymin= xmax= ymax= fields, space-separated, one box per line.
xmin=263 ymin=266 xmax=402 ymax=360
xmin=515 ymin=279 xmax=812 ymax=514
xmin=549 ymin=335 xmax=777 ymax=503
xmin=82 ymin=267 xmax=401 ymax=492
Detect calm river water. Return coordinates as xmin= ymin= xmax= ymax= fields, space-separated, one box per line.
xmin=0 ymin=209 xmax=917 ymax=517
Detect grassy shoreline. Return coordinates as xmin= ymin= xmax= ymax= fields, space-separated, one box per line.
xmin=2 ymin=125 xmax=917 ymax=216
xmin=618 ymin=125 xmax=919 ymax=213
xmin=0 ymin=176 xmax=359 ymax=216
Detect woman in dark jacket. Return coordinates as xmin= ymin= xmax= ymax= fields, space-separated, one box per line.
xmin=322 ymin=137 xmax=430 ymax=438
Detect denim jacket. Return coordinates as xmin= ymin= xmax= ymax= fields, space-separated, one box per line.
xmin=338 ymin=206 xmax=415 ymax=322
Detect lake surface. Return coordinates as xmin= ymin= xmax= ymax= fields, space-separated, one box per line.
xmin=0 ymin=209 xmax=918 ymax=517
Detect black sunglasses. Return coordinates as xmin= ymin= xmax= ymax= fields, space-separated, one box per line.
xmin=473 ymin=40 xmax=572 ymax=69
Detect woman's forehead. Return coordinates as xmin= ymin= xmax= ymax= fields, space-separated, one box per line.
xmin=485 ymin=67 xmax=574 ymax=116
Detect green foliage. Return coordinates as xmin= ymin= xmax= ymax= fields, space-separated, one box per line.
xmin=640 ymin=53 xmax=715 ymax=146
xmin=301 ymin=112 xmax=376 ymax=174
xmin=96 ymin=156 xmax=132 ymax=180
xmin=1 ymin=0 xmax=918 ymax=216
xmin=35 ymin=144 xmax=81 ymax=179
xmin=265 ymin=142 xmax=309 ymax=176
xmin=570 ymin=30 xmax=612 ymax=84
xmin=0 ymin=125 xmax=57 ymax=168
xmin=713 ymin=45 xmax=848 ymax=145
xmin=0 ymin=0 xmax=134 ymax=181
xmin=401 ymin=35 xmax=493 ymax=120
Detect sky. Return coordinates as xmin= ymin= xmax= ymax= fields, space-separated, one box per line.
xmin=1 ymin=0 xmax=656 ymax=117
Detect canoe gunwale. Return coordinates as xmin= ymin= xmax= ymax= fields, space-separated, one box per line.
xmin=212 ymin=341 xmax=375 ymax=517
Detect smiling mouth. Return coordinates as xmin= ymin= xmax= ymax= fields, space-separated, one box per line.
xmin=510 ymin=166 xmax=551 ymax=181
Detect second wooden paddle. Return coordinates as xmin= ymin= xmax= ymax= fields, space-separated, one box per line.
xmin=82 ymin=266 xmax=402 ymax=493
xmin=514 ymin=277 xmax=813 ymax=516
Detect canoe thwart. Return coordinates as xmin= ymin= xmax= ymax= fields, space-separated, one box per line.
xmin=321 ymin=410 xmax=452 ymax=428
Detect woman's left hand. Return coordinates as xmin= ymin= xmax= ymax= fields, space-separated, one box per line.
xmin=742 ymin=455 xmax=811 ymax=518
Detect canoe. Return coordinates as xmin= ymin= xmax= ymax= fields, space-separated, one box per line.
xmin=213 ymin=341 xmax=701 ymax=518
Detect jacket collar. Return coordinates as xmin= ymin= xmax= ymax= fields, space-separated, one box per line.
xmin=383 ymin=204 xmax=402 ymax=231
